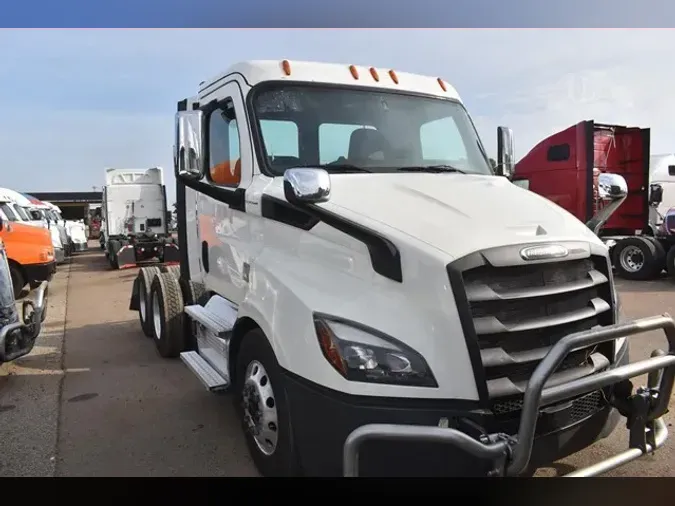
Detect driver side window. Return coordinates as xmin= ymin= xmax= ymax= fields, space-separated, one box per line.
xmin=208 ymin=99 xmax=242 ymax=188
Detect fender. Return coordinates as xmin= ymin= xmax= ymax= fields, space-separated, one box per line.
xmin=129 ymin=275 xmax=141 ymax=311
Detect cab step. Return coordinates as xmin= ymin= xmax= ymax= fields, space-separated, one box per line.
xmin=180 ymin=351 xmax=230 ymax=391
xmin=184 ymin=296 xmax=237 ymax=334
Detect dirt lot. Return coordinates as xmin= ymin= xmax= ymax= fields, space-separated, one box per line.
xmin=0 ymin=243 xmax=673 ymax=477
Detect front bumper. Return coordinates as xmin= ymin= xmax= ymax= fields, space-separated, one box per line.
xmin=341 ymin=316 xmax=675 ymax=477
xmin=282 ymin=343 xmax=628 ymax=477
xmin=24 ymin=261 xmax=56 ymax=284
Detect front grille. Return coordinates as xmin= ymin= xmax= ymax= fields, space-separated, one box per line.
xmin=492 ymin=389 xmax=605 ymax=420
xmin=452 ymin=249 xmax=616 ymax=406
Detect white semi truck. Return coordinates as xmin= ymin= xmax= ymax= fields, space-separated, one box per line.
xmin=129 ymin=60 xmax=675 ymax=477
xmin=101 ymin=167 xmax=179 ymax=269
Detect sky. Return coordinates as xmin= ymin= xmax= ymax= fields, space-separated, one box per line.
xmin=2 ymin=28 xmax=675 ymax=205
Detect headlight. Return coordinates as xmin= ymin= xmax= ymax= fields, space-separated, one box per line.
xmin=313 ymin=315 xmax=437 ymax=387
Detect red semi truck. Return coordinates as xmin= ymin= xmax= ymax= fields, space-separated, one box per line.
xmin=508 ymin=120 xmax=673 ymax=281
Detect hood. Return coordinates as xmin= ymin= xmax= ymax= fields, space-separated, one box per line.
xmin=2 ymin=220 xmax=51 ymax=243
xmin=272 ymin=173 xmax=602 ymax=260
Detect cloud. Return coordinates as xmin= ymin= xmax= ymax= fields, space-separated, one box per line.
xmin=1 ymin=29 xmax=675 ymax=201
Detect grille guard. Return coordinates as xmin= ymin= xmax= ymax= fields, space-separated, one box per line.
xmin=342 ymin=314 xmax=675 ymax=477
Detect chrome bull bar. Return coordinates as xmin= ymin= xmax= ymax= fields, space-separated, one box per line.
xmin=343 ymin=314 xmax=675 ymax=477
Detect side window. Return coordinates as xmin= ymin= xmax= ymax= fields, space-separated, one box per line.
xmin=547 ymin=143 xmax=570 ymax=162
xmin=208 ymin=99 xmax=242 ymax=187
xmin=0 ymin=203 xmax=17 ymax=221
xmin=420 ymin=116 xmax=467 ymax=162
xmin=319 ymin=123 xmax=375 ymax=164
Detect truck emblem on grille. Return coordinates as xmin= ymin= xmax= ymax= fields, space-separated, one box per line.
xmin=520 ymin=244 xmax=569 ymax=261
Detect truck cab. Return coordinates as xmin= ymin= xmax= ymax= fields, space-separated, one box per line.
xmin=0 ymin=200 xmax=55 ymax=299
xmin=0 ymin=227 xmax=49 ymax=365
xmin=101 ymin=167 xmax=179 ymax=269
xmin=130 ymin=60 xmax=675 ymax=477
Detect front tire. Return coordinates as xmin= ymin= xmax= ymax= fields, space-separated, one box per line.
xmin=9 ymin=264 xmax=25 ymax=299
xmin=234 ymin=329 xmax=298 ymax=477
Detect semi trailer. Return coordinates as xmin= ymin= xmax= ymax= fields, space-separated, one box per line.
xmin=129 ymin=60 xmax=675 ymax=477
xmin=511 ymin=120 xmax=675 ymax=281
xmin=101 ymin=167 xmax=179 ymax=269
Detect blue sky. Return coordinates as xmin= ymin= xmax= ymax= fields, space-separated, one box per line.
xmin=2 ymin=29 xmax=675 ymax=204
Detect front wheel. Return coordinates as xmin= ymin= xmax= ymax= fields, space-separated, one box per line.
xmin=234 ymin=329 xmax=299 ymax=477
xmin=9 ymin=264 xmax=25 ymax=299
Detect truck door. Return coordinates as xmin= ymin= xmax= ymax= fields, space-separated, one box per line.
xmin=195 ymin=81 xmax=254 ymax=304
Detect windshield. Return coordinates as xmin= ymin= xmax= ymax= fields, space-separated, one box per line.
xmin=250 ymin=84 xmax=493 ymax=177
xmin=0 ymin=203 xmax=17 ymax=221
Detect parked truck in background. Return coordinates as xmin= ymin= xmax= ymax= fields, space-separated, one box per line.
xmin=510 ymin=120 xmax=675 ymax=281
xmin=129 ymin=60 xmax=675 ymax=477
xmin=0 ymin=188 xmax=65 ymax=266
xmin=0 ymin=196 xmax=55 ymax=299
xmin=101 ymin=167 xmax=179 ymax=269
xmin=0 ymin=228 xmax=49 ymax=364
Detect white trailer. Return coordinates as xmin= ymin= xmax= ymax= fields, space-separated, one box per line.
xmin=102 ymin=167 xmax=179 ymax=269
xmin=129 ymin=60 xmax=675 ymax=477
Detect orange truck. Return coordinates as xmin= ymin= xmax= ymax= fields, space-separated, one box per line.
xmin=0 ymin=200 xmax=56 ymax=299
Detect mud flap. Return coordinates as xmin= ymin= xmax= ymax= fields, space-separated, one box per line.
xmin=129 ymin=275 xmax=141 ymax=311
xmin=162 ymin=243 xmax=180 ymax=264
xmin=116 ymin=245 xmax=138 ymax=270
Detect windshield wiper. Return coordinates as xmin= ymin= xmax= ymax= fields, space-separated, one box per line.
xmin=311 ymin=164 xmax=372 ymax=173
xmin=397 ymin=164 xmax=466 ymax=174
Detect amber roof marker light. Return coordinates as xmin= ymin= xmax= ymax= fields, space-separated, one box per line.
xmin=369 ymin=67 xmax=380 ymax=82
xmin=388 ymin=69 xmax=399 ymax=84
xmin=437 ymin=78 xmax=447 ymax=92
xmin=281 ymin=60 xmax=291 ymax=76
xmin=349 ymin=65 xmax=359 ymax=80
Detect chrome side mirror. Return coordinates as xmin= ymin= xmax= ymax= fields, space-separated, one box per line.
xmin=497 ymin=126 xmax=515 ymax=178
xmin=283 ymin=168 xmax=331 ymax=205
xmin=175 ymin=110 xmax=204 ymax=180
xmin=587 ymin=173 xmax=629 ymax=235
xmin=597 ymin=173 xmax=628 ymax=201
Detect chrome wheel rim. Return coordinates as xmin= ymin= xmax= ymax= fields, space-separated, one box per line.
xmin=619 ymin=245 xmax=644 ymax=273
xmin=139 ymin=281 xmax=147 ymax=322
xmin=242 ymin=360 xmax=278 ymax=456
xmin=152 ymin=291 xmax=161 ymax=339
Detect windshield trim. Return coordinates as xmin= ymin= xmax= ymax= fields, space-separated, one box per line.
xmin=245 ymin=79 xmax=494 ymax=179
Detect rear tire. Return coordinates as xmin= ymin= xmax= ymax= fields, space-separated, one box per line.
xmin=138 ymin=266 xmax=161 ymax=338
xmin=642 ymin=236 xmax=666 ymax=274
xmin=234 ymin=328 xmax=299 ymax=477
xmin=149 ymin=272 xmax=185 ymax=358
xmin=612 ymin=237 xmax=659 ymax=281
xmin=9 ymin=264 xmax=25 ymax=299
xmin=160 ymin=264 xmax=181 ymax=281
xmin=666 ymin=246 xmax=675 ymax=279
xmin=178 ymin=278 xmax=206 ymax=351
xmin=109 ymin=240 xmax=121 ymax=270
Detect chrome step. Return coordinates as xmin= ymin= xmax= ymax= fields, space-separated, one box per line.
xmin=180 ymin=351 xmax=230 ymax=391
